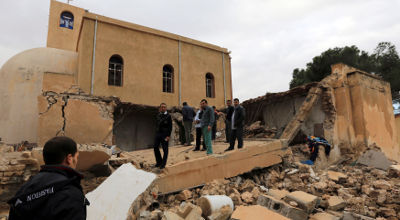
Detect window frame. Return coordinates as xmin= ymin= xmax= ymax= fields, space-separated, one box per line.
xmin=162 ymin=65 xmax=174 ymax=93
xmin=206 ymin=73 xmax=215 ymax=98
xmin=108 ymin=55 xmax=124 ymax=87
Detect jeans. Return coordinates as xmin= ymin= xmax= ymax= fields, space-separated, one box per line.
xmin=183 ymin=121 xmax=193 ymax=145
xmin=195 ymin=127 xmax=206 ymax=150
xmin=229 ymin=126 xmax=243 ymax=149
xmin=153 ymin=133 xmax=169 ymax=167
xmin=202 ymin=126 xmax=213 ymax=154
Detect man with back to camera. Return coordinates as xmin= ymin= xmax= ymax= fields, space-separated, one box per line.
xmin=8 ymin=136 xmax=88 ymax=220
xmin=225 ymin=98 xmax=246 ymax=151
xmin=182 ymin=102 xmax=195 ymax=146
xmin=221 ymin=100 xmax=234 ymax=143
xmin=154 ymin=102 xmax=173 ymax=169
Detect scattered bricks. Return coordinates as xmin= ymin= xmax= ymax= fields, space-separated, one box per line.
xmin=373 ymin=180 xmax=391 ymax=190
xmin=257 ymin=194 xmax=308 ymax=220
xmin=327 ymin=196 xmax=346 ymax=211
xmin=327 ymin=171 xmax=347 ymax=183
xmin=176 ymin=190 xmax=193 ymax=201
xmin=240 ymin=191 xmax=254 ymax=204
xmin=310 ymin=212 xmax=340 ymax=220
xmin=388 ymin=165 xmax=400 ymax=178
xmin=284 ymin=191 xmax=319 ymax=213
xmin=267 ymin=189 xmax=290 ymax=200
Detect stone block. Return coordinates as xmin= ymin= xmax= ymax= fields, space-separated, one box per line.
xmin=231 ymin=205 xmax=290 ymax=220
xmin=257 ymin=194 xmax=308 ymax=220
xmin=327 ymin=171 xmax=347 ymax=182
xmin=267 ymin=189 xmax=289 ymax=200
xmin=284 ymin=191 xmax=319 ymax=213
xmin=327 ymin=196 xmax=346 ymax=211
xmin=373 ymin=180 xmax=391 ymax=190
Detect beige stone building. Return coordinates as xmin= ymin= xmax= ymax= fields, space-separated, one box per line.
xmin=0 ymin=0 xmax=232 ymax=150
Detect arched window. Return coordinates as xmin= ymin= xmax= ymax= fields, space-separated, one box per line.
xmin=163 ymin=65 xmax=174 ymax=93
xmin=206 ymin=73 xmax=215 ymax=98
xmin=108 ymin=55 xmax=123 ymax=86
xmin=60 ymin=11 xmax=74 ymax=29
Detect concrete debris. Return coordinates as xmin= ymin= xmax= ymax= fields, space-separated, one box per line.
xmin=86 ymin=163 xmax=157 ymax=220
xmin=243 ymin=121 xmax=277 ymax=138
xmin=327 ymin=196 xmax=346 ymax=211
xmin=231 ymin=205 xmax=290 ymax=220
xmin=283 ymin=191 xmax=320 ymax=213
xmin=357 ymin=149 xmax=393 ymax=170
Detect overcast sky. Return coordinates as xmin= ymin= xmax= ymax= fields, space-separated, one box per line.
xmin=1 ymin=0 xmax=399 ymax=101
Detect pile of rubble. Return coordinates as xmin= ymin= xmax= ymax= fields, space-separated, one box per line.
xmin=129 ymin=147 xmax=400 ymax=220
xmin=243 ymin=121 xmax=277 ymax=139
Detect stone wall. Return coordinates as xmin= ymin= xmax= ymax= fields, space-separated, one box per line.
xmin=0 ymin=150 xmax=40 ymax=210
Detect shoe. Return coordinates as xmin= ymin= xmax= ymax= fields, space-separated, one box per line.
xmin=193 ymin=148 xmax=200 ymax=151
xmin=155 ymin=163 xmax=161 ymax=168
xmin=160 ymin=165 xmax=166 ymax=169
xmin=224 ymin=148 xmax=233 ymax=152
xmin=201 ymin=148 xmax=206 ymax=151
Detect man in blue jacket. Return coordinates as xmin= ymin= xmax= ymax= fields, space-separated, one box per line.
xmin=8 ymin=136 xmax=89 ymax=220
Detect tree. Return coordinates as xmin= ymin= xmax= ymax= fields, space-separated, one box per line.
xmin=289 ymin=42 xmax=400 ymax=96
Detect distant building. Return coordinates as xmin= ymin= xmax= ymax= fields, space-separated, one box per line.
xmin=0 ymin=0 xmax=233 ymax=150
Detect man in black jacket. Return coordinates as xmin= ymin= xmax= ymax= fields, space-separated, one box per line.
xmin=182 ymin=102 xmax=195 ymax=146
xmin=8 ymin=136 xmax=88 ymax=220
xmin=222 ymin=100 xmax=234 ymax=143
xmin=154 ymin=103 xmax=173 ymax=169
xmin=225 ymin=98 xmax=246 ymax=151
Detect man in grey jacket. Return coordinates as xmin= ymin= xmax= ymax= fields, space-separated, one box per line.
xmin=200 ymin=99 xmax=215 ymax=155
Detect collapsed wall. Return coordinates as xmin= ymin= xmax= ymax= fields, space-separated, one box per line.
xmin=243 ymin=63 xmax=400 ymax=162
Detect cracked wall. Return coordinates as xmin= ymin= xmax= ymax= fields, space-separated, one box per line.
xmin=38 ymin=72 xmax=118 ymax=147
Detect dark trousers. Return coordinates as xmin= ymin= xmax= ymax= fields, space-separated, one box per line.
xmin=153 ymin=133 xmax=169 ymax=167
xmin=229 ymin=126 xmax=243 ymax=149
xmin=225 ymin=121 xmax=231 ymax=142
xmin=195 ymin=127 xmax=206 ymax=150
xmin=212 ymin=124 xmax=217 ymax=140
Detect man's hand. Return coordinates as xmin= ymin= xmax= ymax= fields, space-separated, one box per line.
xmin=207 ymin=125 xmax=211 ymax=131
xmin=165 ymin=136 xmax=170 ymax=141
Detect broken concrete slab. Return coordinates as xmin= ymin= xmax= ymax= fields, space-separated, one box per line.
xmin=231 ymin=205 xmax=290 ymax=220
xmin=86 ymin=163 xmax=157 ymax=220
xmin=357 ymin=149 xmax=392 ymax=170
xmin=154 ymin=139 xmax=286 ymax=194
xmin=283 ymin=191 xmax=319 ymax=213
